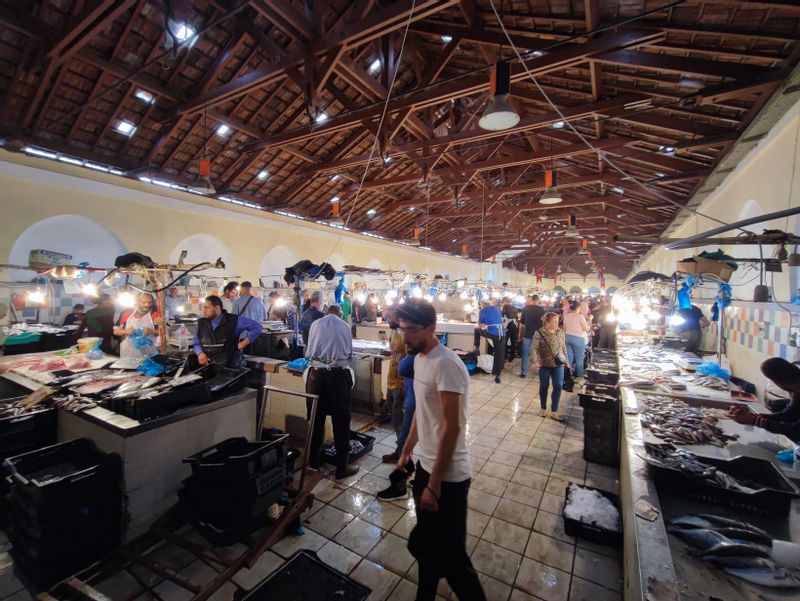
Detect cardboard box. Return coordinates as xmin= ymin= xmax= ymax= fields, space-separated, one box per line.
xmin=676 ymin=256 xmax=734 ymax=282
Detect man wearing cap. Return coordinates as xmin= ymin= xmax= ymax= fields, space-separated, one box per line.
xmin=396 ymin=299 xmax=487 ymax=601
xmin=305 ymin=305 xmax=358 ymax=479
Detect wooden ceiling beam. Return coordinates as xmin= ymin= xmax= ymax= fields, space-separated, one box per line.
xmin=163 ymin=0 xmax=458 ymax=119
xmin=242 ymin=27 xmax=664 ymax=153
xmin=694 ymin=72 xmax=787 ymax=106
xmin=593 ymin=49 xmax=774 ymax=80
xmin=46 ymin=0 xmax=135 ymax=64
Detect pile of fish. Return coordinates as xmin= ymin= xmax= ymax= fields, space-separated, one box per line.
xmin=691 ymin=375 xmax=730 ymax=391
xmin=669 ymin=514 xmax=800 ymax=588
xmin=644 ymin=445 xmax=762 ymax=493
xmin=52 ymin=394 xmax=98 ymax=413
xmin=640 ymin=396 xmax=738 ymax=447
xmin=0 ymin=401 xmax=49 ymax=419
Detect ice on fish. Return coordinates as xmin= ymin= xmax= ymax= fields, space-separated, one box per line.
xmin=563 ymin=483 xmax=620 ymax=532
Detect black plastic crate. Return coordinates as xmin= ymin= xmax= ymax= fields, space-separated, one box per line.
xmin=578 ymin=391 xmax=619 ymax=412
xmin=583 ymin=408 xmax=619 ymax=467
xmin=585 ymin=368 xmax=619 ymax=385
xmin=181 ymin=495 xmax=276 ymax=547
xmin=39 ymin=332 xmax=74 ymax=352
xmin=180 ymin=462 xmax=286 ymax=509
xmin=119 ymin=380 xmax=211 ymax=420
xmin=184 ymin=435 xmax=289 ymax=483
xmin=0 ymin=407 xmax=58 ymax=460
xmin=5 ymin=439 xmax=122 ymax=506
xmin=650 ymin=454 xmax=799 ymax=516
xmin=562 ymin=484 xmax=622 ymax=548
xmin=239 ymin=550 xmax=370 ymax=601
xmin=198 ymin=364 xmax=250 ymax=397
xmin=321 ymin=431 xmax=375 ymax=465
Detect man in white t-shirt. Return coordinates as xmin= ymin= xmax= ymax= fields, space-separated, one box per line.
xmin=396 ymin=299 xmax=486 ymax=601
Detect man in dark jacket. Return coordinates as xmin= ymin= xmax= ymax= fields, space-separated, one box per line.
xmin=84 ymin=295 xmax=115 ymax=353
xmin=300 ymin=291 xmax=325 ymax=344
xmin=193 ymin=296 xmax=263 ymax=368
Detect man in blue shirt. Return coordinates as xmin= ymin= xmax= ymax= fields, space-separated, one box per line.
xmin=300 ymin=291 xmax=325 ymax=344
xmin=193 ymin=296 xmax=263 ymax=368
xmin=232 ymin=281 xmax=266 ymax=322
xmin=474 ymin=299 xmax=505 ymax=383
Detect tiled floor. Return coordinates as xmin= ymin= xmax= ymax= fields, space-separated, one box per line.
xmin=0 ymin=360 xmax=623 ymax=601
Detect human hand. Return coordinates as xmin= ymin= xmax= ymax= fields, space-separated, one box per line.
xmin=420 ymin=482 xmax=440 ymax=512
xmin=237 ymin=341 xmax=248 ymax=351
xmin=397 ymin=452 xmax=412 ymax=473
xmin=198 ymin=352 xmax=209 ymax=366
xmin=531 ymin=363 xmax=540 ymax=373
xmin=125 ymin=327 xmax=135 ymax=335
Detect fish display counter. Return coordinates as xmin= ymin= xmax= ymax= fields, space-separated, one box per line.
xmin=0 ymin=350 xmax=259 ymax=539
xmin=354 ymin=320 xmax=486 ymax=353
xmin=615 ymin=343 xmax=800 ymax=600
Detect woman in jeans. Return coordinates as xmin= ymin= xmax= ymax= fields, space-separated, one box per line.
xmin=563 ymin=300 xmax=590 ymax=379
xmin=531 ymin=312 xmax=568 ymax=421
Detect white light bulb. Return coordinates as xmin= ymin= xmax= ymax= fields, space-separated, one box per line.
xmin=355 ymin=292 xmax=367 ymax=303
xmin=669 ymin=314 xmax=686 ymax=327
xmin=117 ymin=292 xmax=135 ymax=308
xmin=81 ymin=283 xmax=98 ymax=297
xmin=26 ymin=289 xmax=45 ymax=304
xmin=412 ymin=288 xmax=423 ymax=299
xmin=384 ymin=298 xmax=393 ymax=306
xmin=459 ymin=291 xmax=469 ymax=299
xmin=274 ymin=297 xmax=287 ymax=308
xmin=386 ymin=290 xmax=398 ymax=299
xmin=438 ymin=293 xmax=447 ymax=302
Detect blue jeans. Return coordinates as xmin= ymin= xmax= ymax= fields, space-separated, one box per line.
xmin=538 ymin=366 xmax=564 ymax=411
xmin=520 ymin=337 xmax=533 ymax=376
xmin=565 ymin=334 xmax=587 ymax=378
xmin=396 ymin=385 xmax=416 ymax=453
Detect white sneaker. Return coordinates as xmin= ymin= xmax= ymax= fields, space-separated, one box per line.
xmin=538 ymin=408 xmax=547 ymax=417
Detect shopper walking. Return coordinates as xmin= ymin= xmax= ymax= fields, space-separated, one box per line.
xmin=519 ymin=295 xmax=545 ymax=378
xmin=396 ymin=299 xmax=487 ymax=601
xmin=304 ymin=305 xmax=358 ymax=479
xmin=531 ymin=312 xmax=568 ymax=421
xmin=501 ymin=297 xmax=519 ymax=362
xmin=473 ymin=299 xmax=504 ymax=383
xmin=563 ymin=300 xmax=590 ymax=379
xmin=382 ymin=307 xmax=407 ymax=463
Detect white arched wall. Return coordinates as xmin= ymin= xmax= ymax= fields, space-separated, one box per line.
xmin=170 ymin=234 xmax=238 ymax=281
xmin=10 ymin=215 xmax=127 ymax=281
xmin=259 ymin=245 xmax=299 ymax=288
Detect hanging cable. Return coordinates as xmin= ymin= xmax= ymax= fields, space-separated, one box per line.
xmin=486 ymin=0 xmax=742 ymax=232
xmin=322 ymin=0 xmax=417 ymax=263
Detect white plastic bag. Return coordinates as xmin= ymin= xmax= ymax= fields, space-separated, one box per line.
xmin=477 ymin=354 xmax=494 ymax=373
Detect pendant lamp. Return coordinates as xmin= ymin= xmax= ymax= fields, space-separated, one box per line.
xmin=479 ymin=62 xmax=520 ymax=131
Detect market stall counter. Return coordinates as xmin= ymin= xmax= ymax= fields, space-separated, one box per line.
xmin=0 ymin=350 xmax=258 ymax=540
xmin=354 ymin=320 xmax=487 ymax=354
xmin=613 ymin=343 xmax=800 ymax=600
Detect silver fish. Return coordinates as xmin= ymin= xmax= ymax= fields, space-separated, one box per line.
xmin=696 ymin=514 xmax=771 ymax=539
xmin=713 ymin=528 xmax=772 ymax=547
xmin=669 ymin=527 xmax=729 ymax=550
xmin=703 ymin=556 xmax=776 ymax=570
xmin=725 ymin=567 xmax=800 ymax=588
xmin=700 ymin=541 xmax=770 ymax=559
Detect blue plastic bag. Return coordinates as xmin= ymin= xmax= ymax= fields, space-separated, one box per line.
xmin=85 ymin=339 xmax=105 ymax=360
xmin=137 ymin=357 xmax=167 ymax=376
xmin=696 ymin=361 xmax=730 ymax=380
xmin=130 ymin=328 xmax=157 ymax=357
xmin=287 ymin=357 xmax=310 ymax=371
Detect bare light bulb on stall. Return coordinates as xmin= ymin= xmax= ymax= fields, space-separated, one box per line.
xmin=669 ymin=314 xmax=686 ymax=327
xmin=117 ymin=291 xmax=135 ymax=308
xmin=438 ymin=293 xmax=447 ymax=302
xmin=274 ymin=297 xmax=287 ymax=308
xmin=26 ymin=289 xmax=45 ymax=305
xmin=355 ymin=292 xmax=367 ymax=303
xmin=81 ymin=283 xmax=98 ymax=297
xmin=412 ymin=288 xmax=423 ymax=299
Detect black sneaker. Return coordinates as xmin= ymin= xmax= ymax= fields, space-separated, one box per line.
xmin=494 ymin=376 xmax=501 ymax=383
xmin=377 ymin=482 xmax=409 ymax=502
xmin=334 ymin=465 xmax=359 ymax=479
xmin=382 ymin=450 xmax=400 ymax=464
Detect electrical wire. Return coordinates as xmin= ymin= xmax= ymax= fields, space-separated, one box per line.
xmin=322 ymin=0 xmax=417 ymax=264
xmin=486 ymin=0 xmax=738 ymax=232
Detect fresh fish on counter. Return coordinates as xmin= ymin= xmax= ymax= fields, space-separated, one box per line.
xmin=725 ymin=566 xmax=800 ymax=588
xmin=110 ymin=376 xmax=162 ymax=399
xmin=669 ymin=514 xmax=800 ymax=588
xmin=640 ymin=397 xmax=737 ymax=447
xmin=52 ymin=394 xmax=97 ymax=413
xmin=643 ymin=446 xmax=762 ymax=494
xmin=75 ymin=374 xmax=140 ymax=395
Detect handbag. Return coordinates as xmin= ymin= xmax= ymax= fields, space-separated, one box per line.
xmin=540 ymin=328 xmax=566 ymax=367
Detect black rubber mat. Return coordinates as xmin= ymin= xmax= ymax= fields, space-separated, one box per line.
xmin=240 ymin=550 xmax=370 ymax=601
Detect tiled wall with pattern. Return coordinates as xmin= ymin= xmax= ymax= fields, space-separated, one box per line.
xmin=698 ymin=301 xmax=800 ymax=362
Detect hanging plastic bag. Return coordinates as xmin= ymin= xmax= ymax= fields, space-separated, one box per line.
xmin=130 ymin=328 xmax=157 ymax=357
xmin=85 ymin=339 xmax=105 ymax=360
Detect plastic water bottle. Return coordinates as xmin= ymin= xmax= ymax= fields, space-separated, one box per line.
xmin=177 ymin=325 xmax=189 ymax=352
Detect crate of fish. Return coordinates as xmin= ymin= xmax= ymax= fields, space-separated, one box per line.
xmin=321 ymin=431 xmax=375 ymax=464
xmin=184 ymin=435 xmax=289 ymax=484
xmin=640 ymin=397 xmax=739 ymax=447
xmin=644 ymin=445 xmax=799 ymax=516
xmin=562 ymin=483 xmax=622 ymax=547
xmin=119 ymin=379 xmax=211 ymax=420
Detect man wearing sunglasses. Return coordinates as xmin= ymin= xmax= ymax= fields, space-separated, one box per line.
xmin=395 ymin=300 xmax=486 ymax=601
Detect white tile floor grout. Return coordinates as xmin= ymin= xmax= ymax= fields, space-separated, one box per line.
xmin=0 ymin=358 xmax=623 ymax=601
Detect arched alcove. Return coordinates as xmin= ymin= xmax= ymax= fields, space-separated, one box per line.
xmin=259 ymin=245 xmax=299 ymax=288
xmin=10 ymin=215 xmax=127 ymax=281
xmin=170 ymin=234 xmax=237 ymax=280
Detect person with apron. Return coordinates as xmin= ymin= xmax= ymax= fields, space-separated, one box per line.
xmin=113 ymin=293 xmax=161 ymax=359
